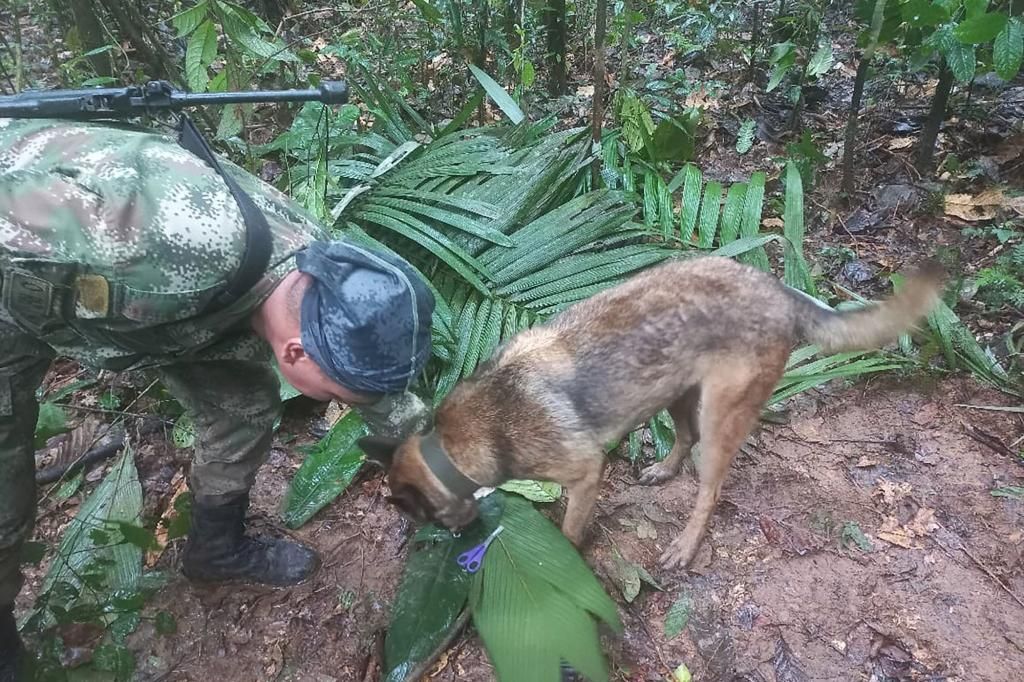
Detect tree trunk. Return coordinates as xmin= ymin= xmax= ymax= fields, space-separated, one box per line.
xmin=11 ymin=0 xmax=24 ymax=91
xmin=841 ymin=0 xmax=887 ymax=194
xmin=503 ymin=0 xmax=521 ymax=51
xmin=617 ymin=0 xmax=631 ymax=85
xmin=591 ymin=0 xmax=607 ymax=186
xmin=747 ymin=0 xmax=762 ymax=83
xmin=545 ymin=0 xmax=567 ymax=96
xmin=476 ymin=0 xmax=488 ymax=124
xmin=915 ymin=59 xmax=954 ymax=172
xmin=69 ymin=0 xmax=113 ymax=77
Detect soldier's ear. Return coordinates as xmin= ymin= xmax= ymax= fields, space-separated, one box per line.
xmin=359 ymin=436 xmax=402 ymax=469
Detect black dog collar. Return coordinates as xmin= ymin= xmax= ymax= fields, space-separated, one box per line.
xmin=420 ymin=431 xmax=480 ymax=499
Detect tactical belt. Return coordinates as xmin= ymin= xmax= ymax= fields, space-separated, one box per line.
xmin=175 ymin=115 xmax=273 ymax=314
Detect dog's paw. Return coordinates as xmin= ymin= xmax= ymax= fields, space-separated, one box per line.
xmin=638 ymin=461 xmax=679 ymax=486
xmin=659 ymin=537 xmax=698 ymax=571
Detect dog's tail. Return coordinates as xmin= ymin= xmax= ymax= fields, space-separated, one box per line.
xmin=788 ymin=262 xmax=945 ymax=354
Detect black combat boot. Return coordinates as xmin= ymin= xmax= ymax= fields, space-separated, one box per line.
xmin=181 ymin=493 xmax=320 ymax=586
xmin=0 ymin=604 xmax=26 ymax=682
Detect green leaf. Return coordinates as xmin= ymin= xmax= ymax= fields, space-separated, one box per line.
xmin=38 ymin=448 xmax=143 ymax=627
xmin=281 ymin=411 xmax=369 ymax=528
xmin=383 ymin=522 xmax=491 ymax=682
xmin=19 ymin=541 xmax=46 ymax=566
xmin=155 ymin=610 xmax=178 ymax=635
xmin=901 ymin=0 xmax=949 ymax=28
xmin=664 ymin=592 xmax=693 ymax=639
xmin=216 ymin=103 xmax=244 ymax=139
xmin=739 ymin=172 xmax=768 ymax=270
xmin=697 ymin=181 xmax=722 ymax=249
xmin=470 ymin=494 xmax=621 ymax=682
xmin=34 ymin=401 xmax=68 ymax=449
xmin=954 ymin=12 xmax=1007 ymax=44
xmin=735 ymin=118 xmax=755 ymax=154
xmin=807 ymin=42 xmax=834 ymax=77
xmin=114 ymin=522 xmax=159 ymax=551
xmin=216 ymin=1 xmax=297 ymax=61
xmin=782 ymin=161 xmax=815 ymax=295
xmin=944 ymin=40 xmax=977 ymax=82
xmin=273 ymin=365 xmax=302 ymax=402
xmin=767 ymin=42 xmax=796 ymax=91
xmin=185 ymin=19 xmax=217 ymax=92
xmin=171 ymin=0 xmax=209 ymax=37
xmin=994 ymin=18 xmax=1024 ymax=81
xmin=468 ymin=64 xmax=525 ymax=124
xmin=92 ymin=643 xmax=135 ymax=680
xmin=409 ymin=0 xmax=443 ymax=24
xmin=992 ymin=485 xmax=1024 ymax=498
xmin=54 ymin=470 xmax=84 ymax=502
xmin=651 ymin=115 xmax=696 ymax=162
xmin=678 ymin=164 xmax=703 ymax=242
xmin=719 ymin=182 xmax=748 ymax=245
xmin=171 ymin=414 xmax=195 ymax=449
xmin=498 ymin=480 xmax=563 ymax=503
xmin=841 ymin=521 xmax=873 ymax=551
xmin=110 ymin=611 xmax=141 ymax=643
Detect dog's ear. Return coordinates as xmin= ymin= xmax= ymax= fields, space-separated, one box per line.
xmin=358 ymin=436 xmax=402 ymax=469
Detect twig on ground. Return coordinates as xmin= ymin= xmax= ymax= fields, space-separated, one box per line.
xmin=933 ymin=528 xmax=1024 ymax=612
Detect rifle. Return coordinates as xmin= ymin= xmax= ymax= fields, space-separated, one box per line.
xmin=0 ymin=79 xmax=349 ymax=119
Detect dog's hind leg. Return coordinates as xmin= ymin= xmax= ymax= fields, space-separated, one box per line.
xmin=560 ymin=453 xmax=606 ymax=547
xmin=660 ymin=358 xmax=783 ymax=570
xmin=638 ymin=385 xmax=700 ymax=485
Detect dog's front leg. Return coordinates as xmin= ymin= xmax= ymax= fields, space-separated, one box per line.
xmin=560 ymin=457 xmax=605 ymax=547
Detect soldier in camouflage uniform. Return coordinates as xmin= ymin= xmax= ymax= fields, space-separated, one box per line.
xmin=0 ymin=117 xmax=434 ymax=679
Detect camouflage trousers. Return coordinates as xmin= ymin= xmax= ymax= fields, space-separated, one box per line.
xmin=0 ymin=319 xmax=286 ymax=605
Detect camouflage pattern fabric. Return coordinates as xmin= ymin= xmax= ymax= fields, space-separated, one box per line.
xmin=0 ymin=118 xmax=430 ymax=606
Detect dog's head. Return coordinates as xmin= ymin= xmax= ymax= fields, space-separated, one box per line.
xmin=358 ymin=433 xmax=480 ymax=532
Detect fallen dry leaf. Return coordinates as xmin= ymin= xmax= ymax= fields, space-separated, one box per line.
xmin=996 ymin=133 xmax=1024 ymax=164
xmin=888 ymin=137 xmax=914 ymax=150
xmin=945 ymin=189 xmax=1024 ymax=221
xmin=761 ymin=217 xmax=785 ymax=229
xmin=576 ymin=84 xmax=594 ymax=97
xmin=855 ymin=456 xmax=880 ymax=468
xmin=875 ymin=480 xmax=913 ymax=507
xmin=877 ymin=517 xmax=915 ymax=548
xmin=145 ymin=474 xmax=188 ymax=568
xmin=876 ymin=506 xmax=937 ymax=549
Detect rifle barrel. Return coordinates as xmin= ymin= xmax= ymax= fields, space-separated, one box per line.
xmin=0 ymin=81 xmax=348 ymax=120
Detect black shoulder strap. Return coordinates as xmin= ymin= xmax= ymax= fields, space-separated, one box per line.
xmin=176 ymin=115 xmax=273 ymax=313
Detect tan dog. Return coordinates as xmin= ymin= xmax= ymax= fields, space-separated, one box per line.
xmin=360 ymin=256 xmax=943 ymax=569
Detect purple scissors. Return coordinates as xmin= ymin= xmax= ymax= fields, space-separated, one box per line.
xmin=456 ymin=525 xmax=504 ymax=573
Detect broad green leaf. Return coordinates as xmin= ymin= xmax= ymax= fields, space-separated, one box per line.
xmin=841 ymin=521 xmax=873 ymax=551
xmin=185 ymin=19 xmax=217 ymax=92
xmin=499 ymin=480 xmax=563 ymax=503
xmin=678 ymin=164 xmax=703 ymax=242
xmin=114 ymin=522 xmax=159 ymax=551
xmin=171 ymin=414 xmax=195 ymax=449
xmin=664 ymin=592 xmax=693 ymax=639
xmin=384 ymin=521 xmax=493 ymax=682
xmin=782 ymin=161 xmax=815 ymax=295
xmin=471 ymin=494 xmax=621 ymax=682
xmin=38 ymin=447 xmax=143 ymax=625
xmin=992 ymin=485 xmax=1024 ymax=499
xmin=807 ymin=42 xmax=834 ymax=77
xmin=35 ymin=401 xmax=68 ymax=449
xmin=944 ymin=40 xmax=977 ymax=82
xmin=719 ymin=182 xmax=748 ymax=245
xmin=738 ymin=172 xmax=768 ymax=270
xmin=767 ymin=42 xmax=796 ymax=91
xmin=410 ymin=0 xmax=443 ymax=24
xmin=697 ymin=181 xmax=722 ymax=249
xmin=651 ymin=115 xmax=696 ymax=163
xmin=710 ymin=233 xmax=782 ymax=259
xmin=954 ymin=12 xmax=1008 ymax=44
xmin=281 ymin=411 xmax=370 ymax=528
xmin=901 ymin=0 xmax=949 ymax=28
xmin=994 ymin=18 xmax=1024 ymax=80
xmin=735 ymin=119 xmax=755 ymax=154
xmin=170 ymin=0 xmax=209 ymax=37
xmin=468 ymin=64 xmax=525 ymax=124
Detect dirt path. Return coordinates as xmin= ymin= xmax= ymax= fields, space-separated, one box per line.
xmin=47 ymin=373 xmax=1014 ymax=682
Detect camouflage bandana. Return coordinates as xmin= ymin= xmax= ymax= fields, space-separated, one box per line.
xmin=296 ymin=240 xmax=434 ymax=395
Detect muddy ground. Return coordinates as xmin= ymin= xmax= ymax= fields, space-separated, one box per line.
xmin=20 ymin=371 xmax=1024 ymax=682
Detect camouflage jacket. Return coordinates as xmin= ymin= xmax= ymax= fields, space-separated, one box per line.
xmin=0 ymin=117 xmax=323 ymax=371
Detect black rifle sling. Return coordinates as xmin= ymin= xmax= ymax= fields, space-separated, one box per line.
xmin=176 ymin=114 xmax=273 ymax=313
